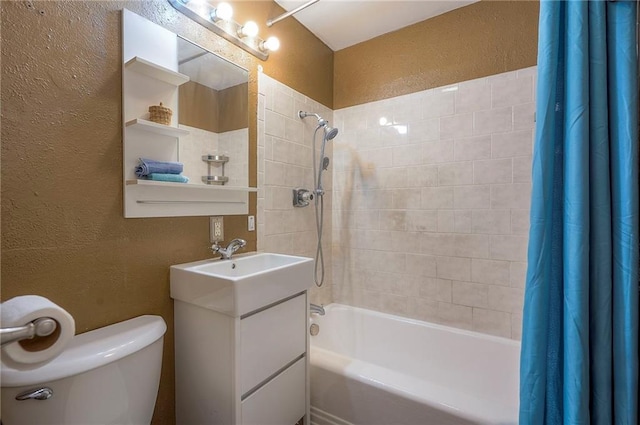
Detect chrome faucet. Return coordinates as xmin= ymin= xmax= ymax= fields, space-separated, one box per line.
xmin=211 ymin=238 xmax=246 ymax=260
xmin=310 ymin=303 xmax=325 ymax=315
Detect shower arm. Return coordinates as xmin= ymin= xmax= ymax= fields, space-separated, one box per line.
xmin=299 ymin=111 xmax=323 ymax=123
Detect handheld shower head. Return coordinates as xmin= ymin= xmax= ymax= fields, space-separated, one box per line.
xmin=300 ymin=111 xmax=338 ymax=289
xmin=324 ymin=126 xmax=339 ymax=140
xmin=299 ymin=111 xmax=338 ymax=140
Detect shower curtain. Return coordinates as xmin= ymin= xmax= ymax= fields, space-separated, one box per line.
xmin=519 ymin=1 xmax=639 ymax=424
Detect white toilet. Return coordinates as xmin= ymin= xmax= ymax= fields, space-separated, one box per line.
xmin=1 ymin=315 xmax=166 ymax=425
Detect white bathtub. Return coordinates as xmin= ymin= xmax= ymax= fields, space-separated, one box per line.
xmin=309 ymin=304 xmax=520 ymax=425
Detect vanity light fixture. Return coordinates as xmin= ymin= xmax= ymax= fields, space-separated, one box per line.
xmin=237 ymin=20 xmax=259 ymax=38
xmin=259 ymin=36 xmax=280 ymax=53
xmin=210 ymin=2 xmax=233 ymax=22
xmin=167 ymin=0 xmax=277 ymax=61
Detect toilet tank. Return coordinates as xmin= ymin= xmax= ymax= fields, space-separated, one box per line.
xmin=1 ymin=315 xmax=166 ymax=425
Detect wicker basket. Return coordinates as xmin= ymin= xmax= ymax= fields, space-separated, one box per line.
xmin=148 ymin=102 xmax=172 ymax=125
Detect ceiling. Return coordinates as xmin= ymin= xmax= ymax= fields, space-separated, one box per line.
xmin=273 ymin=0 xmax=479 ymax=51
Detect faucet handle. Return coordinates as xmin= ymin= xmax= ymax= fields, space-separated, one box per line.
xmin=229 ymin=238 xmax=247 ymax=249
xmin=211 ymin=239 xmax=246 ymax=260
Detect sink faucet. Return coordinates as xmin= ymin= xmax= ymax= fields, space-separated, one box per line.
xmin=212 ymin=238 xmax=246 ymax=260
xmin=310 ymin=303 xmax=325 ymax=315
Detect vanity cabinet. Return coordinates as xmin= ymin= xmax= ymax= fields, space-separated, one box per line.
xmin=174 ymin=293 xmax=310 ymax=425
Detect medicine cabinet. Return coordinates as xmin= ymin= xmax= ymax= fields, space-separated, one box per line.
xmin=122 ymin=9 xmax=255 ymax=218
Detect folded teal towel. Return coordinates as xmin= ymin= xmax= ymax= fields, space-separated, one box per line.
xmin=147 ymin=173 xmax=189 ymax=183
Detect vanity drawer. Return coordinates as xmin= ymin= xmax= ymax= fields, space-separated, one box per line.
xmin=240 ymin=294 xmax=306 ymax=395
xmin=241 ymin=357 xmax=306 ymax=425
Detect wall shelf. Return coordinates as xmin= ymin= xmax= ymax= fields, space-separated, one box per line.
xmin=125 ymin=118 xmax=190 ymax=137
xmin=201 ymin=154 xmax=230 ymax=164
xmin=125 ymin=179 xmax=257 ymax=217
xmin=125 ymin=56 xmax=190 ymax=86
xmin=126 ymin=179 xmax=257 ymax=192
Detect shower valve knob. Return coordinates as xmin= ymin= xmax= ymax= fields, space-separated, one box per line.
xmin=293 ymin=188 xmax=313 ymax=207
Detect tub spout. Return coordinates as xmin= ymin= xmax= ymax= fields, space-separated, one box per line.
xmin=310 ymin=303 xmax=325 ymax=315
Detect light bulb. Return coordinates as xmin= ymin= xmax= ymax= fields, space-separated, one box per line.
xmin=260 ymin=36 xmax=280 ymax=52
xmin=210 ymin=2 xmax=232 ymax=21
xmin=238 ymin=20 xmax=259 ymax=38
xmin=189 ymin=0 xmax=210 ymax=18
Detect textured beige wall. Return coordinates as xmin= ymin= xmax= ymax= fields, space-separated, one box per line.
xmin=1 ymin=1 xmax=332 ymax=424
xmin=334 ymin=0 xmax=539 ymax=109
xmin=219 ymin=83 xmax=249 ymax=132
xmin=179 ymin=82 xmax=248 ymax=133
xmin=178 ymin=81 xmax=221 ymax=133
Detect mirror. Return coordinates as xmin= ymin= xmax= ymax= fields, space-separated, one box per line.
xmin=177 ymin=36 xmax=249 ymax=188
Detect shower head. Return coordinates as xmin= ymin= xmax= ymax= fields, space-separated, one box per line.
xmin=324 ymin=125 xmax=339 ymax=140
xmin=299 ymin=111 xmax=339 ymax=140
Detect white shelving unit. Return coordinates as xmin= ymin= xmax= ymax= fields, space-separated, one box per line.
xmin=122 ymin=9 xmax=254 ymax=218
xmin=125 ymin=118 xmax=190 ymax=138
xmin=126 ymin=179 xmax=258 ymax=191
xmin=125 ymin=56 xmax=190 ymax=86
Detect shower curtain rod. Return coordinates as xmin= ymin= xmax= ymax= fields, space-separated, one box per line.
xmin=267 ymin=0 xmax=319 ymax=27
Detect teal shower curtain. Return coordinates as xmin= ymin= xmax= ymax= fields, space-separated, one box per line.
xmin=519 ymin=1 xmax=639 ymax=424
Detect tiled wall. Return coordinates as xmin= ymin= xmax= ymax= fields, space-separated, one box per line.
xmin=178 ymin=124 xmax=218 ymax=183
xmin=257 ymin=72 xmax=333 ymax=305
xmin=331 ymin=67 xmax=536 ymax=339
xmin=178 ymin=125 xmax=248 ymax=187
xmin=219 ymin=128 xmax=249 ymax=188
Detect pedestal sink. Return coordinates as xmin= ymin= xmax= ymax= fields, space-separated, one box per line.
xmin=170 ymin=253 xmax=314 ymax=316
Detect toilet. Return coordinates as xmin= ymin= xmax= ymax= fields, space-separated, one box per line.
xmin=1 ymin=315 xmax=166 ymax=425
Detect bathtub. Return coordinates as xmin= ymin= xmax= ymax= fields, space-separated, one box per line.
xmin=309 ymin=304 xmax=520 ymax=425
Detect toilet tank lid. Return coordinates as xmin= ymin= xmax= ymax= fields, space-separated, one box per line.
xmin=1 ymin=315 xmax=167 ymax=387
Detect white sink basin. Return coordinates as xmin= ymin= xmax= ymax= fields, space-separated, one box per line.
xmin=170 ymin=253 xmax=314 ymax=317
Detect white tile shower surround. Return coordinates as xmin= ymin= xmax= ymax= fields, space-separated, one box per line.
xmin=178 ymin=125 xmax=248 ymax=187
xmin=331 ymin=67 xmax=536 ymax=339
xmin=257 ymin=72 xmax=334 ymax=305
xmin=219 ymin=128 xmax=249 ymax=188
xmin=178 ymin=124 xmax=218 ymax=183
